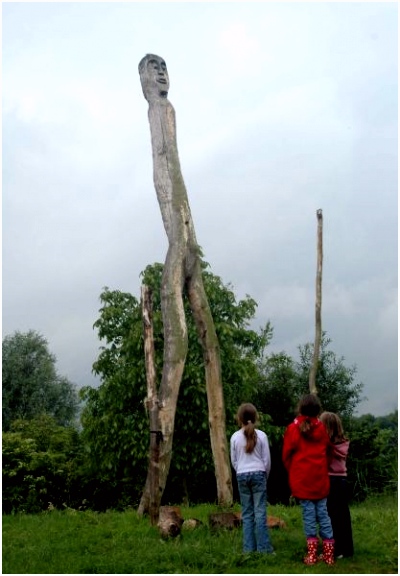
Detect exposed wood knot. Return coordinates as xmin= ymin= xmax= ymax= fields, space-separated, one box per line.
xmin=150 ymin=430 xmax=164 ymax=444
xmin=142 ymin=308 xmax=151 ymax=326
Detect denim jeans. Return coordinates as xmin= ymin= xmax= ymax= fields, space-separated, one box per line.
xmin=300 ymin=498 xmax=333 ymax=540
xmin=236 ymin=471 xmax=273 ymax=553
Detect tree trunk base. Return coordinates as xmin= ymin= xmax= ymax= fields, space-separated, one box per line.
xmin=157 ymin=506 xmax=184 ymax=539
xmin=209 ymin=512 xmax=242 ymax=530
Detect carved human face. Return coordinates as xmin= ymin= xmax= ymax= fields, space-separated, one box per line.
xmin=139 ymin=54 xmax=169 ymax=101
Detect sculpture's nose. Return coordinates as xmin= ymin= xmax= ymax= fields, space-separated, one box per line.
xmin=157 ymin=67 xmax=168 ymax=85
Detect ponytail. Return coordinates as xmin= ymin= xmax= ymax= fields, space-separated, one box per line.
xmin=298 ymin=417 xmax=312 ymax=436
xmin=236 ymin=404 xmax=258 ymax=453
xmin=243 ymin=420 xmax=257 ymax=453
xmin=296 ymin=394 xmax=322 ymax=437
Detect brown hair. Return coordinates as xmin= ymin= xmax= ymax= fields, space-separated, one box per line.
xmin=236 ymin=403 xmax=258 ymax=453
xmin=297 ymin=394 xmax=322 ymax=436
xmin=320 ymin=411 xmax=347 ymax=443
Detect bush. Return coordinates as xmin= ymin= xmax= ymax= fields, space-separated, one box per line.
xmin=347 ymin=412 xmax=398 ymax=501
xmin=2 ymin=415 xmax=84 ymax=513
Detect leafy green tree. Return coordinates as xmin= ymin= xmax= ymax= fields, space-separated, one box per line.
xmin=80 ymin=263 xmax=272 ymax=506
xmin=2 ymin=331 xmax=80 ymax=431
xmin=347 ymin=411 xmax=398 ymax=501
xmin=294 ymin=333 xmax=364 ymax=422
xmin=2 ymin=415 xmax=83 ymax=513
xmin=255 ymin=334 xmax=363 ymax=427
xmin=254 ymin=352 xmax=299 ymax=427
xmin=376 ymin=410 xmax=398 ymax=431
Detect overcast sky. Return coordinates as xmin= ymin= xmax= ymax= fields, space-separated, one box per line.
xmin=3 ymin=2 xmax=398 ymax=416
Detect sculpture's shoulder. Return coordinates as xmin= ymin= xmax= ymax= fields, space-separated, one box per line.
xmin=165 ymin=100 xmax=176 ymax=122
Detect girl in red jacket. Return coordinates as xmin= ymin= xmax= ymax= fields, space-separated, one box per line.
xmin=282 ymin=394 xmax=334 ymax=565
xmin=320 ymin=411 xmax=354 ymax=558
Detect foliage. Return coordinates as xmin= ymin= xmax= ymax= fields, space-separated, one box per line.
xmin=79 ymin=286 xmax=150 ymax=509
xmin=1 ymin=272 xmax=395 ymax=513
xmin=81 ymin=263 xmax=390 ymax=508
xmin=2 ymin=330 xmax=80 ymax=431
xmin=254 ymin=352 xmax=299 ymax=427
xmin=295 ymin=334 xmax=364 ymax=422
xmin=2 ymin=415 xmax=83 ymax=513
xmin=255 ymin=334 xmax=364 ymax=428
xmin=2 ymin=495 xmax=397 ymax=574
xmin=347 ymin=411 xmax=398 ymax=501
xmin=81 ymin=263 xmax=272 ymax=506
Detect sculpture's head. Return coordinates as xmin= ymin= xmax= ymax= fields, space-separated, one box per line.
xmin=139 ymin=54 xmax=169 ymax=102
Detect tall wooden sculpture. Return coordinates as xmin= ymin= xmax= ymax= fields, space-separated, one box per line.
xmin=138 ymin=54 xmax=233 ymax=514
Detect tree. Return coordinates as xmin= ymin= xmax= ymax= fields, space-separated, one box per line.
xmin=254 ymin=352 xmax=299 ymax=427
xmin=346 ymin=411 xmax=398 ymax=500
xmin=80 ymin=263 xmax=271 ymax=507
xmin=2 ymin=414 xmax=83 ymax=513
xmin=255 ymin=334 xmax=363 ymax=426
xmin=296 ymin=333 xmax=364 ymax=422
xmin=257 ymin=334 xmax=362 ymax=422
xmin=2 ymin=331 xmax=79 ymax=431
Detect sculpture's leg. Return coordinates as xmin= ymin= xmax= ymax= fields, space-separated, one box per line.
xmin=187 ymin=263 xmax=233 ymax=506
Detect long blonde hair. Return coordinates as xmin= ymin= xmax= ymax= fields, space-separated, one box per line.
xmin=320 ymin=411 xmax=347 ymax=443
xmin=236 ymin=403 xmax=258 ymax=453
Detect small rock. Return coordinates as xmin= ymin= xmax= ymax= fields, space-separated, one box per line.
xmin=182 ymin=518 xmax=203 ymax=530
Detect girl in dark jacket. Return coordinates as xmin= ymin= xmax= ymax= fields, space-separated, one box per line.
xmin=282 ymin=394 xmax=334 ymax=565
xmin=320 ymin=411 xmax=354 ymax=558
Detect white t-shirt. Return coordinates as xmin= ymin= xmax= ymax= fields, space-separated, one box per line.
xmin=230 ymin=428 xmax=271 ymax=476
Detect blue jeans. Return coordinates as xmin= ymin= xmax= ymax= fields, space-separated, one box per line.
xmin=300 ymin=498 xmax=333 ymax=540
xmin=236 ymin=471 xmax=273 ymax=553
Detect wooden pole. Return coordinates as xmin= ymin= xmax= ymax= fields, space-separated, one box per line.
xmin=309 ymin=209 xmax=323 ymax=395
xmin=141 ymin=284 xmax=160 ymax=525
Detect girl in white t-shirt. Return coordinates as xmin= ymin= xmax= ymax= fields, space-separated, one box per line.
xmin=230 ymin=403 xmax=274 ymax=554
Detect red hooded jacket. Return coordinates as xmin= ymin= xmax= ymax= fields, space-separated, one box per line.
xmin=282 ymin=415 xmax=331 ymax=500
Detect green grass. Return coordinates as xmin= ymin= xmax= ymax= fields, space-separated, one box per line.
xmin=2 ymin=494 xmax=397 ymax=573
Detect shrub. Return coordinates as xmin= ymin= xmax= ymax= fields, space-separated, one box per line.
xmin=347 ymin=412 xmax=398 ymax=501
xmin=2 ymin=415 xmax=84 ymax=513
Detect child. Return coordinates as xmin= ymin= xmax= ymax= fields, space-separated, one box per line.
xmin=230 ymin=403 xmax=274 ymax=554
xmin=320 ymin=411 xmax=354 ymax=558
xmin=282 ymin=394 xmax=334 ymax=565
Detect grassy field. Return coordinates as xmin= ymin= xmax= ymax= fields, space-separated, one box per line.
xmin=2 ymin=494 xmax=397 ymax=574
